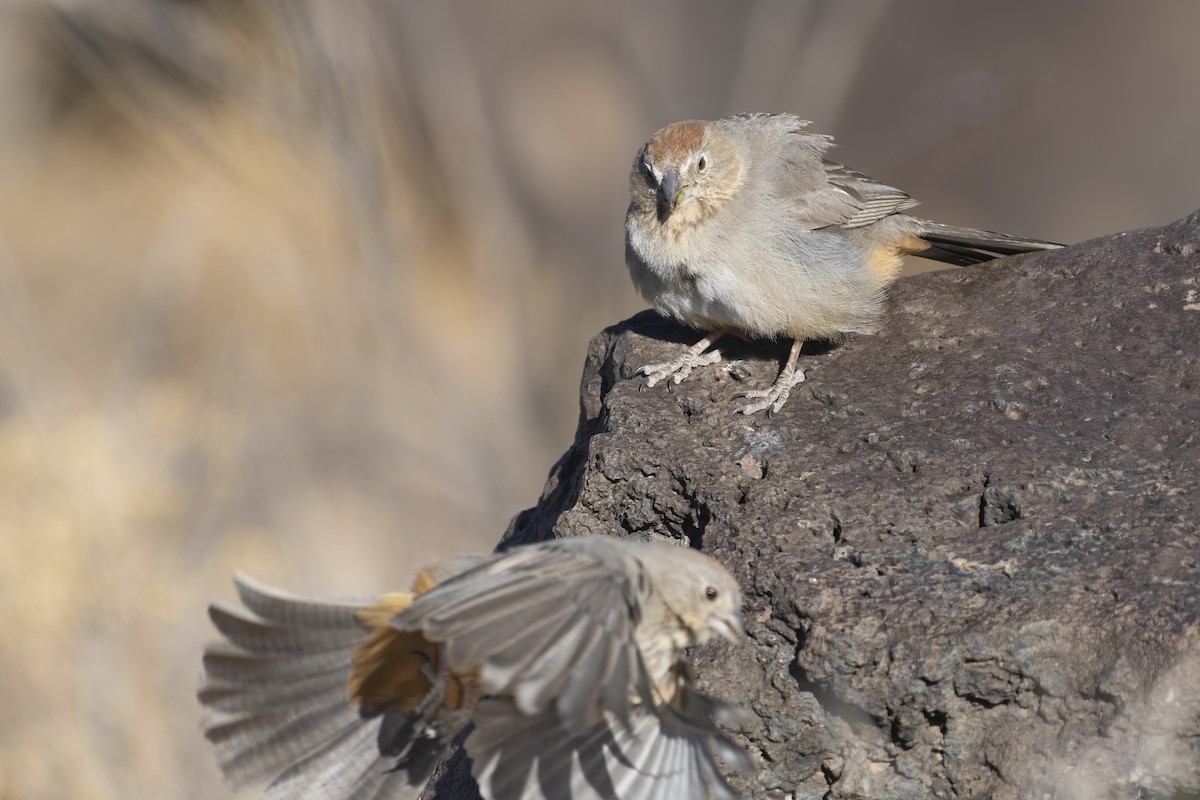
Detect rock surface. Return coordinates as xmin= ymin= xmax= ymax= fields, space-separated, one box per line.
xmin=434 ymin=211 xmax=1200 ymax=799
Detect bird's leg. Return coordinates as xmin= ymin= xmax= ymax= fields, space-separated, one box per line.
xmin=636 ymin=329 xmax=728 ymax=388
xmin=733 ymin=338 xmax=806 ymax=415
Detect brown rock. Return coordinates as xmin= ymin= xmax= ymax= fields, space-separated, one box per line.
xmin=434 ymin=211 xmax=1200 ymax=798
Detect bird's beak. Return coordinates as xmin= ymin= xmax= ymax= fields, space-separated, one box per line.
xmin=657 ymin=169 xmax=689 ymax=220
xmin=709 ymin=611 xmax=745 ymax=644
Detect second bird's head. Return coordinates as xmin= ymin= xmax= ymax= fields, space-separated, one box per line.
xmin=631 ymin=120 xmax=743 ymax=228
xmin=641 ymin=543 xmax=745 ymax=648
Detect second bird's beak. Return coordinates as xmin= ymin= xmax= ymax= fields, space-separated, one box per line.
xmin=709 ymin=611 xmax=745 ymax=644
xmin=657 ymin=169 xmax=689 ymax=220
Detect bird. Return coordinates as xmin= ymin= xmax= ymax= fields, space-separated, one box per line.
xmin=625 ymin=112 xmax=1063 ymax=415
xmin=198 ymin=536 xmax=754 ymax=800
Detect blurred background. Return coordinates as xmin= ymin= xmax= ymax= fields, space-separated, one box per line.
xmin=0 ymin=1 xmax=1196 ymax=797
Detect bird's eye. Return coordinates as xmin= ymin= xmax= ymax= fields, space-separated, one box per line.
xmin=697 ymin=155 xmax=707 ymax=173
xmin=704 ymin=585 xmax=719 ymax=601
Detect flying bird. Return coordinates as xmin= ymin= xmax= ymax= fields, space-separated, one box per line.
xmin=199 ymin=536 xmax=754 ymax=799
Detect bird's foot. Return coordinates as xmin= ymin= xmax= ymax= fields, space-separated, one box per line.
xmin=733 ymin=367 xmax=806 ymax=415
xmin=637 ymin=349 xmax=723 ymax=388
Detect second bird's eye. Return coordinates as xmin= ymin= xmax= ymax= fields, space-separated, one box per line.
xmin=704 ymin=585 xmax=719 ymax=601
xmin=697 ymin=155 xmax=707 ymax=172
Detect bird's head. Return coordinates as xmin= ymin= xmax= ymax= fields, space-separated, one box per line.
xmin=632 ymin=120 xmax=744 ymax=228
xmin=645 ymin=544 xmax=745 ymax=647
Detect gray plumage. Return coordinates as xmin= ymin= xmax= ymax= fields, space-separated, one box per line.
xmin=199 ymin=537 xmax=752 ymax=800
xmin=391 ymin=540 xmax=650 ymax=733
xmin=625 ymin=112 xmax=1063 ymax=414
xmin=201 ymin=577 xmax=411 ymax=800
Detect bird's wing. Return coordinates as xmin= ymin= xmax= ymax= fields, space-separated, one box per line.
xmin=466 ymin=684 xmax=753 ymax=800
xmin=767 ymin=126 xmax=920 ymax=231
xmin=813 ymin=161 xmax=921 ymax=228
xmin=392 ymin=540 xmax=650 ymax=735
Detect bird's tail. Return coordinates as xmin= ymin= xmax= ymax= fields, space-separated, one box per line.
xmin=199 ymin=573 xmax=439 ymax=800
xmin=915 ymin=220 xmax=1063 ymax=266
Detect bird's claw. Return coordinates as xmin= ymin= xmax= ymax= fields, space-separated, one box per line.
xmin=733 ymin=368 xmax=806 ymax=415
xmin=637 ymin=350 xmax=723 ymax=388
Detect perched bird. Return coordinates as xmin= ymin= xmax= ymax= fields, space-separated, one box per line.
xmin=625 ymin=112 xmax=1063 ymax=415
xmin=199 ymin=537 xmax=754 ymax=800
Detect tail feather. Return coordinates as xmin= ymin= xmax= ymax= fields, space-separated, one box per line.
xmin=916 ymin=220 xmax=1063 ymax=266
xmin=208 ymin=600 xmax=365 ymax=655
xmin=199 ymin=669 xmax=352 ymax=714
xmin=202 ymin=645 xmax=351 ymax=685
xmin=199 ymin=575 xmax=434 ymax=800
xmin=233 ymin=571 xmax=368 ymax=629
xmin=256 ymin=718 xmax=388 ymax=800
xmin=205 ymin=677 xmax=362 ymax=786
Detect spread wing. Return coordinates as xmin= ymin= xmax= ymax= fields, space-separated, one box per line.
xmin=466 ymin=683 xmax=754 ymax=800
xmin=392 ymin=540 xmax=650 ymax=735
